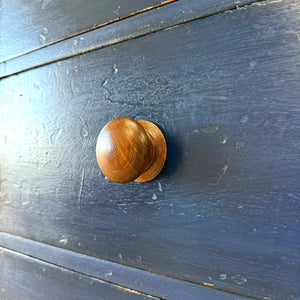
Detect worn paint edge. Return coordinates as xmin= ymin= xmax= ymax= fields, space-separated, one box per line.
xmin=0 ymin=232 xmax=253 ymax=300
xmin=0 ymin=0 xmax=176 ymax=64
xmin=0 ymin=0 xmax=263 ymax=78
xmin=0 ymin=246 xmax=160 ymax=300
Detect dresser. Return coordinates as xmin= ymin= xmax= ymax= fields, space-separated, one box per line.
xmin=0 ymin=0 xmax=299 ymax=299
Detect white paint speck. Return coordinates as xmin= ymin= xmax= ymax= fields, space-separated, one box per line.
xmin=42 ymin=27 xmax=48 ymax=35
xmin=152 ymin=193 xmax=157 ymax=200
xmin=103 ymin=270 xmax=112 ymax=277
xmin=113 ymin=64 xmax=118 ymax=74
xmin=220 ymin=274 xmax=227 ymax=280
xmin=22 ymin=200 xmax=30 ymax=206
xmin=249 ymin=61 xmax=256 ymax=68
xmin=73 ymin=39 xmax=78 ymax=46
xmin=208 ymin=276 xmax=212 ymax=281
xmin=219 ymin=134 xmax=228 ymax=144
xmin=59 ymin=236 xmax=68 ymax=245
xmin=118 ymin=254 xmax=123 ymax=260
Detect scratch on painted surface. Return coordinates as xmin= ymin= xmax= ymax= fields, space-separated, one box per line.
xmin=115 ymin=285 xmax=158 ymax=299
xmin=92 ymin=278 xmax=159 ymax=299
xmin=78 ymin=170 xmax=85 ymax=205
xmin=158 ymin=182 xmax=162 ymax=192
xmin=217 ymin=164 xmax=228 ymax=184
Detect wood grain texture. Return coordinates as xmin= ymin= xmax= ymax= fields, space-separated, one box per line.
xmin=135 ymin=120 xmax=167 ymax=182
xmin=0 ymin=0 xmax=258 ymax=78
xmin=0 ymin=0 xmax=170 ymax=63
xmin=96 ymin=116 xmax=166 ymax=183
xmin=0 ymin=233 xmax=251 ymax=300
xmin=0 ymin=0 xmax=300 ymax=299
xmin=0 ymin=247 xmax=158 ymax=300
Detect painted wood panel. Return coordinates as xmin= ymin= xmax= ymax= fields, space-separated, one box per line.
xmin=0 ymin=0 xmax=256 ymax=78
xmin=0 ymin=247 xmax=157 ymax=300
xmin=0 ymin=0 xmax=299 ymax=299
xmin=0 ymin=233 xmax=250 ymax=300
xmin=0 ymin=0 xmax=171 ymax=62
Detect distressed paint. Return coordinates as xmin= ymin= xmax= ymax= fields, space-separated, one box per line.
xmin=0 ymin=0 xmax=299 ymax=299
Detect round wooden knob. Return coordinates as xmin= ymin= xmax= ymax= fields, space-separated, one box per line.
xmin=96 ymin=117 xmax=167 ymax=183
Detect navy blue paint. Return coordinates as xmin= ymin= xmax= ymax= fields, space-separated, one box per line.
xmin=0 ymin=0 xmax=257 ymax=78
xmin=0 ymin=0 xmax=165 ymax=62
xmin=0 ymin=0 xmax=299 ymax=299
xmin=0 ymin=246 xmax=157 ymax=300
xmin=0 ymin=233 xmax=251 ymax=300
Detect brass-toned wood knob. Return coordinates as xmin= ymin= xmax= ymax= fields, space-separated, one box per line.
xmin=96 ymin=117 xmax=167 ymax=183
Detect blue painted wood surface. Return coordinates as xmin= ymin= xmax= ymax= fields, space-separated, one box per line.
xmin=0 ymin=0 xmax=299 ymax=299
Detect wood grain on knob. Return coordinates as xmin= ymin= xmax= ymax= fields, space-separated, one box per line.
xmin=96 ymin=117 xmax=167 ymax=183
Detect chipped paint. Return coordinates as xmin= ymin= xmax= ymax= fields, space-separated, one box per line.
xmin=203 ymin=282 xmax=215 ymax=287
xmin=115 ymin=285 xmax=158 ymax=299
xmin=59 ymin=235 xmax=68 ymax=245
xmin=68 ymin=0 xmax=176 ymax=39
xmin=164 ymin=24 xmax=182 ymax=31
xmin=201 ymin=124 xmax=219 ymax=134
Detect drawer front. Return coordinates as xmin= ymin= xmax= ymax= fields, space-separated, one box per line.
xmin=0 ymin=0 xmax=299 ymax=299
xmin=0 ymin=246 xmax=157 ymax=300
xmin=0 ymin=0 xmax=171 ymax=62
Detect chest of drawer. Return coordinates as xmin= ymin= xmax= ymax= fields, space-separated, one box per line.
xmin=0 ymin=0 xmax=299 ymax=299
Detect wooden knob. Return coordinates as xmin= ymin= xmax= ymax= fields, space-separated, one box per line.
xmin=96 ymin=117 xmax=167 ymax=183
